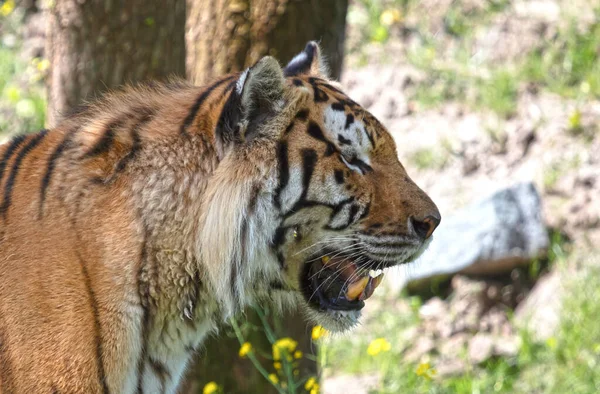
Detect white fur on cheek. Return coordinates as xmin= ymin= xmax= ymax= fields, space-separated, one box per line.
xmin=197 ymin=153 xmax=283 ymax=318
xmin=322 ymin=106 xmax=371 ymax=164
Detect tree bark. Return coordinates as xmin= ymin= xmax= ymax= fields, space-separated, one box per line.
xmin=46 ymin=0 xmax=186 ymax=126
xmin=186 ymin=0 xmax=348 ymax=84
xmin=183 ymin=1 xmax=348 ymax=393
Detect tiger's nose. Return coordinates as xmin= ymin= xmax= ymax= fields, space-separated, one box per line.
xmin=410 ymin=214 xmax=441 ymax=239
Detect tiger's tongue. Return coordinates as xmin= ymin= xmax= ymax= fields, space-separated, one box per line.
xmin=321 ymin=256 xmax=384 ymax=302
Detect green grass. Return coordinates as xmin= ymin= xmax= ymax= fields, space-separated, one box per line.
xmin=409 ymin=147 xmax=448 ymax=170
xmin=350 ymin=0 xmax=600 ymax=118
xmin=521 ymin=13 xmax=600 ymax=100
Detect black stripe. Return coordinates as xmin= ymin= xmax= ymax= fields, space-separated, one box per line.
xmin=269 ymin=281 xmax=287 ymax=290
xmin=273 ymin=141 xmax=289 ymax=210
xmin=329 ymin=197 xmax=355 ymax=220
xmin=248 ymin=184 xmax=261 ymax=215
xmin=276 ymin=251 xmax=285 ymax=268
xmin=299 ymin=149 xmax=317 ymax=201
xmin=281 ymin=196 xmax=355 ymax=219
xmin=0 ymin=130 xmax=48 ymax=218
xmin=307 ymin=122 xmax=338 ymax=156
xmin=282 ymin=148 xmax=319 ymax=217
xmin=84 ymin=121 xmax=120 ymax=158
xmin=284 ymin=121 xmax=295 ymax=134
xmin=349 ymin=157 xmax=374 ymax=173
xmin=136 ymin=232 xmax=150 ymax=394
xmin=357 ymin=202 xmax=371 ymax=222
xmin=326 ymin=198 xmax=356 ymax=230
xmin=331 ymin=102 xmax=345 ymax=111
xmin=307 ymin=123 xmax=326 ymax=142
xmin=0 ymin=134 xmax=28 ymax=185
xmin=338 ymin=135 xmax=352 ymax=145
xmin=215 ymin=79 xmax=241 ymax=149
xmin=272 ymin=226 xmax=286 ymax=248
xmin=344 ymin=114 xmax=354 ymax=129
xmin=308 ymin=78 xmax=329 ymax=103
xmin=317 ymin=80 xmax=344 ymax=96
xmin=349 ymin=204 xmax=359 ymax=223
xmin=39 ymin=128 xmax=77 ymax=218
xmin=187 ymin=271 xmax=201 ymax=326
xmin=180 ymin=76 xmax=235 ymax=136
xmin=334 ymin=169 xmax=345 ymax=184
xmin=149 ymin=358 xmax=171 ymax=393
xmin=363 ymin=128 xmax=376 ymax=148
xmin=292 ymin=79 xmax=304 ymax=87
xmin=105 ymin=109 xmax=154 ymax=183
xmin=295 ymin=109 xmax=309 ymax=121
xmin=76 ymin=250 xmax=110 ymax=394
xmin=232 ymin=218 xmax=249 ymax=303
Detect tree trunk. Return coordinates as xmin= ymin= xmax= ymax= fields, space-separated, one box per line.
xmin=183 ymin=1 xmax=348 ymax=393
xmin=186 ymin=0 xmax=348 ymax=84
xmin=46 ymin=0 xmax=186 ymax=126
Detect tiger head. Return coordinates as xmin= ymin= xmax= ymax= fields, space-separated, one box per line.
xmin=200 ymin=42 xmax=440 ymax=332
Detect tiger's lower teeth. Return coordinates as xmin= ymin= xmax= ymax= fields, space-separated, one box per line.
xmin=369 ymin=269 xmax=383 ymax=278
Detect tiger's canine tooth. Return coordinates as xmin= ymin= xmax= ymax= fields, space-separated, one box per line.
xmin=346 ymin=276 xmax=369 ymax=300
xmin=372 ymin=273 xmax=384 ymax=288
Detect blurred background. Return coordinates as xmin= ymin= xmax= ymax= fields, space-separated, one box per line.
xmin=1 ymin=0 xmax=599 ymax=393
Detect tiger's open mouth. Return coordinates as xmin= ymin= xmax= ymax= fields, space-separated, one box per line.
xmin=301 ymin=253 xmax=385 ymax=312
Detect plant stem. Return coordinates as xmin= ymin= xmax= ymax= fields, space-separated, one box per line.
xmin=253 ymin=304 xmax=278 ymax=343
xmin=230 ymin=318 xmax=287 ymax=394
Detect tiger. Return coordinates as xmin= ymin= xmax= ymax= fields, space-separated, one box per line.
xmin=0 ymin=42 xmax=440 ymax=393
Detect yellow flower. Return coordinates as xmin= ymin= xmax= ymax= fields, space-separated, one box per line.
xmin=311 ymin=325 xmax=328 ymax=341
xmin=310 ymin=384 xmax=320 ymax=394
xmin=0 ymin=0 xmax=15 ymax=17
xmin=239 ymin=342 xmax=252 ymax=358
xmin=366 ymin=338 xmax=391 ymax=356
xmin=274 ymin=362 xmax=282 ymax=370
xmin=268 ymin=373 xmax=279 ymax=384
xmin=380 ymin=8 xmax=402 ymax=26
xmin=305 ymin=377 xmax=318 ymax=390
xmin=272 ymin=337 xmax=298 ymax=361
xmin=203 ymin=381 xmax=219 ymax=394
xmin=415 ymin=362 xmax=437 ymax=380
xmin=294 ymin=350 xmax=303 ymax=359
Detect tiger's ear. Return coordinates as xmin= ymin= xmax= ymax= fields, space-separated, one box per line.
xmin=283 ymin=41 xmax=329 ymax=78
xmin=216 ymin=56 xmax=285 ymax=155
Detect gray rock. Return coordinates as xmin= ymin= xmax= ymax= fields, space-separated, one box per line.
xmin=405 ymin=182 xmax=549 ymax=285
xmin=323 ymin=374 xmax=380 ymax=394
xmin=468 ymin=334 xmax=495 ymax=364
xmin=515 ymin=271 xmax=562 ymax=341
